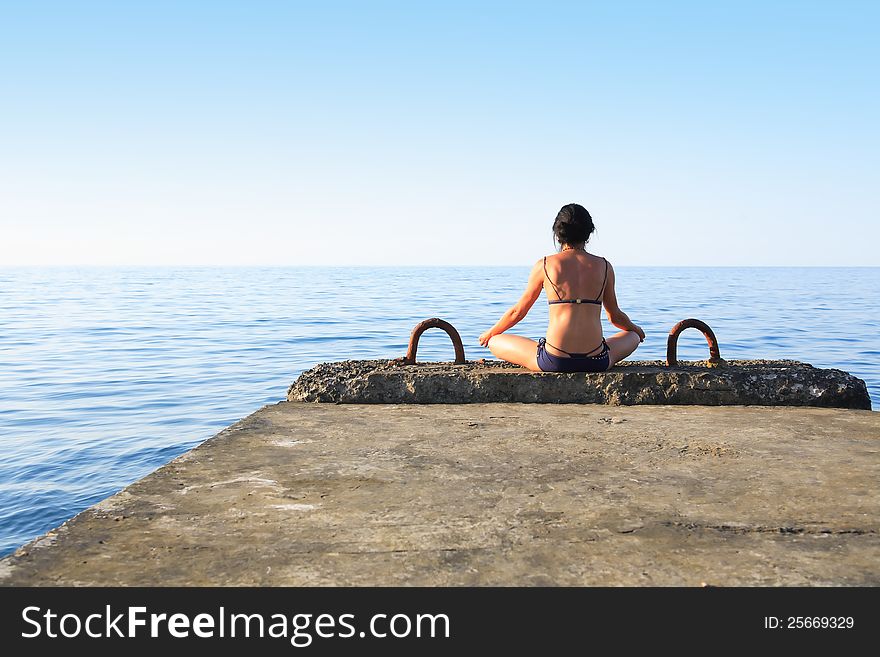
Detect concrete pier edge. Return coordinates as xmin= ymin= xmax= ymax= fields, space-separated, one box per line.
xmin=289 ymin=359 xmax=872 ymax=409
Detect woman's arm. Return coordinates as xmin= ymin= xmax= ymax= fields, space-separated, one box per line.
xmin=601 ymin=262 xmax=645 ymax=341
xmin=478 ymin=259 xmax=544 ymax=346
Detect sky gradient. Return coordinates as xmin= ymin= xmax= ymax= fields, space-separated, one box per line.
xmin=2 ymin=1 xmax=877 ymax=266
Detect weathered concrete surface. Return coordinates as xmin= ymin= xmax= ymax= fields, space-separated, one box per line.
xmin=2 ymin=403 xmax=878 ymax=586
xmin=289 ymin=359 xmax=872 ymax=409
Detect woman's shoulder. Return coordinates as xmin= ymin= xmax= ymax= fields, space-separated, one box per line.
xmin=585 ymin=252 xmax=611 ymax=269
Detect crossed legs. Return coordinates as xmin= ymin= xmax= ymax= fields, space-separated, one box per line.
xmin=486 ymin=334 xmax=540 ymax=371
xmin=604 ymin=330 xmax=641 ymax=367
xmin=487 ymin=330 xmax=641 ymax=371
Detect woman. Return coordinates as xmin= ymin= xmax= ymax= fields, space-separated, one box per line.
xmin=478 ymin=203 xmax=644 ymax=372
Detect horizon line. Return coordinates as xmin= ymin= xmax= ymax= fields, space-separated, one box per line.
xmin=2 ymin=264 xmax=879 ymax=269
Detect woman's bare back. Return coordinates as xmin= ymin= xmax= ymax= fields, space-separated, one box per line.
xmin=542 ymin=250 xmax=607 ymax=357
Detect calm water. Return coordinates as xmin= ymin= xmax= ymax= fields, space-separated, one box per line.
xmin=1 ymin=266 xmax=878 ymax=556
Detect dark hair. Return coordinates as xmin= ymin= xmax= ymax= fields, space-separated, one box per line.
xmin=552 ymin=203 xmax=595 ymax=248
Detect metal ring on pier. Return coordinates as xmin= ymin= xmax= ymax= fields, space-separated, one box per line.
xmin=666 ymin=318 xmax=724 ymax=368
xmin=401 ymin=318 xmax=466 ymax=365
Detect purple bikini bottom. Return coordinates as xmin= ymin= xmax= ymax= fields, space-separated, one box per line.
xmin=536 ymin=337 xmax=610 ymax=373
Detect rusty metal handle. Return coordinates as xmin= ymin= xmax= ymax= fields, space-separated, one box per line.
xmin=666 ymin=318 xmax=724 ymax=368
xmin=402 ymin=318 xmax=466 ymax=364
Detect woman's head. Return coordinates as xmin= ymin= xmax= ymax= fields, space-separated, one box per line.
xmin=552 ymin=203 xmax=595 ymax=249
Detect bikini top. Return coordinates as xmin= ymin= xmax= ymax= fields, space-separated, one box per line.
xmin=543 ymin=255 xmax=608 ymax=305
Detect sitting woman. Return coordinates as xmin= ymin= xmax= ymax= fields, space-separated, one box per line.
xmin=478 ymin=203 xmax=644 ymax=372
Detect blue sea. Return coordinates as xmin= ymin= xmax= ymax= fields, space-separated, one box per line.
xmin=0 ymin=266 xmax=878 ymax=556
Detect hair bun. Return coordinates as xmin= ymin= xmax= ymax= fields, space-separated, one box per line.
xmin=552 ymin=203 xmax=594 ymax=246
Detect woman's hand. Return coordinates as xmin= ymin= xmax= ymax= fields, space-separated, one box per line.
xmin=478 ymin=330 xmax=495 ymax=347
xmin=632 ymin=324 xmax=646 ymax=343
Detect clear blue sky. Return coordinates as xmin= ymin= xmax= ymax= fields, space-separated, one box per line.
xmin=1 ymin=1 xmax=877 ymax=265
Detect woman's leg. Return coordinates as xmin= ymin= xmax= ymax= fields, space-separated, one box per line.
xmin=487 ymin=334 xmax=540 ymax=371
xmin=605 ymin=330 xmax=641 ymax=368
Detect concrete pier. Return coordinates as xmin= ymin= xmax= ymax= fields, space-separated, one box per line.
xmin=2 ymin=402 xmax=878 ymax=586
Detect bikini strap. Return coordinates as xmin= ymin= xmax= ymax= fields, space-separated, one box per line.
xmin=544 ymin=338 xmax=608 ymax=359
xmin=595 ymin=257 xmax=608 ymax=302
xmin=543 ymin=339 xmax=574 ymax=357
xmin=543 ymin=256 xmax=564 ymax=301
